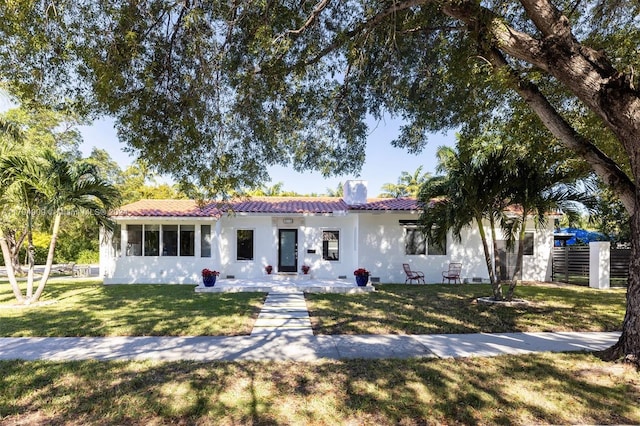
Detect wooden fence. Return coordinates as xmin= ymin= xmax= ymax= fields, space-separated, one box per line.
xmin=552 ymin=246 xmax=630 ymax=286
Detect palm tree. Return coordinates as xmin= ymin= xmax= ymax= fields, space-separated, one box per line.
xmin=419 ymin=146 xmax=510 ymax=299
xmin=247 ymin=182 xmax=286 ymax=196
xmin=0 ymin=116 xmax=23 ymax=144
xmin=501 ymin=155 xmax=595 ymax=299
xmin=0 ymin=150 xmax=120 ymax=304
xmin=399 ymin=166 xmax=431 ymax=197
xmin=380 ymin=166 xmax=431 ymax=198
xmin=379 ymin=182 xmax=408 ymax=198
xmin=0 ymin=116 xmax=29 ymax=277
xmin=325 ymin=182 xmax=343 ymax=197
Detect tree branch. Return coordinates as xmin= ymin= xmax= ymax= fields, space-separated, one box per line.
xmin=487 ymin=48 xmax=636 ymax=213
xmin=302 ymin=0 xmax=426 ymax=66
xmin=518 ymin=0 xmax=572 ymax=39
xmin=288 ymin=0 xmax=332 ymax=36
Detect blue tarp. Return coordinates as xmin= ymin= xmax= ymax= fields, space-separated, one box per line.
xmin=554 ymin=227 xmax=608 ymax=246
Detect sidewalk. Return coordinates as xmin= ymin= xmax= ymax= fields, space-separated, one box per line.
xmin=0 ymin=291 xmax=621 ymax=362
xmin=0 ymin=332 xmax=620 ymax=362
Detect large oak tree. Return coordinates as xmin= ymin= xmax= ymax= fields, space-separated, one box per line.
xmin=1 ymin=0 xmax=639 ymax=360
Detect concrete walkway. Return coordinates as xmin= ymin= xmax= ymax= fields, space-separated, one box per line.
xmin=251 ymin=292 xmax=313 ymax=337
xmin=0 ymin=290 xmax=621 ymax=362
xmin=0 ymin=332 xmax=620 ymax=362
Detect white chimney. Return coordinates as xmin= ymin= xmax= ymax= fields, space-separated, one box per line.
xmin=343 ymin=180 xmax=368 ymax=205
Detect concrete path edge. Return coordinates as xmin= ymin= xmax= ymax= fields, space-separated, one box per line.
xmin=0 ymin=332 xmax=621 ymax=362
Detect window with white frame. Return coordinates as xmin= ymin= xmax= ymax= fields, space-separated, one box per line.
xmin=404 ymin=228 xmax=426 ymax=255
xmin=322 ymin=230 xmax=339 ymax=261
xmin=523 ymin=232 xmax=534 ymax=255
xmin=427 ymin=236 xmax=447 ymax=255
xmin=201 ymin=225 xmax=212 ymax=257
xmin=237 ymin=229 xmax=254 ymax=261
xmin=144 ymin=225 xmax=160 ymax=256
xmin=126 ymin=225 xmax=142 ymax=256
xmin=162 ymin=225 xmax=178 ymax=256
xmin=401 ymin=220 xmax=446 ymax=256
xmin=125 ymin=224 xmax=197 ymax=257
xmin=180 ymin=225 xmax=195 ymax=256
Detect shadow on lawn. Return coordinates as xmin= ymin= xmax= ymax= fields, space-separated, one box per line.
xmin=0 ymin=354 xmax=637 ymax=424
xmin=306 ymin=284 xmax=624 ymax=335
xmin=0 ymin=283 xmax=266 ymax=337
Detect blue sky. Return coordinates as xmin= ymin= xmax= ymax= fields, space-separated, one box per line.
xmin=78 ymin=116 xmax=456 ymax=197
xmin=2 ymin=90 xmax=456 ymax=196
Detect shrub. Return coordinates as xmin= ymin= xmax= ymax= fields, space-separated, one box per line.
xmin=76 ymin=249 xmax=99 ymax=264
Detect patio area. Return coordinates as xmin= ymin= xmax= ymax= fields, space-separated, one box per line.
xmin=194 ymin=275 xmax=375 ymax=294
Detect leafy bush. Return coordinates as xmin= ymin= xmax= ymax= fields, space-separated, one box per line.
xmin=76 ymin=249 xmax=99 ymax=264
xmin=17 ymin=232 xmax=52 ymax=265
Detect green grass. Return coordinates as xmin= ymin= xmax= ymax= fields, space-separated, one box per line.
xmin=0 ymin=280 xmax=626 ymax=337
xmin=305 ymin=283 xmax=626 ymax=335
xmin=0 ymin=280 xmax=266 ymax=337
xmin=0 ymin=280 xmax=633 ymax=424
xmin=0 ymin=353 xmax=638 ymax=425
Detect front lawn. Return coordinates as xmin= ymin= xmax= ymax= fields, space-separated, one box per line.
xmin=0 ymin=280 xmax=626 ymax=337
xmin=305 ymin=283 xmax=626 ymax=335
xmin=0 ymin=280 xmax=266 ymax=337
xmin=0 ymin=280 xmax=633 ymax=424
xmin=0 ymin=353 xmax=637 ymax=425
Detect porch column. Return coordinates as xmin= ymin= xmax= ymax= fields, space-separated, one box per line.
xmin=121 ymin=224 xmax=128 ymax=257
xmin=589 ymin=241 xmax=610 ymax=289
xmin=195 ymin=224 xmax=201 ymax=258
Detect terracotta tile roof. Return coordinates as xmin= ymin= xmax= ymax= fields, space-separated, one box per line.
xmin=114 ymin=196 xmax=422 ymax=218
xmin=113 ymin=199 xmax=221 ymax=217
xmin=230 ymin=197 xmax=350 ymax=214
xmin=351 ymin=198 xmax=422 ymax=211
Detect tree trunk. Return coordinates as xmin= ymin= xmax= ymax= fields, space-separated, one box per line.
xmin=490 ymin=215 xmax=502 ymax=286
xmin=0 ymin=237 xmax=25 ymax=303
xmin=441 ymin=0 xmax=637 ymax=213
xmin=600 ymin=195 xmax=640 ymax=363
xmin=3 ymin=229 xmax=27 ymax=275
xmin=476 ymin=216 xmax=501 ymax=299
xmin=506 ymin=216 xmax=526 ymax=301
xmin=25 ymin=210 xmax=35 ymax=301
xmin=11 ymin=228 xmax=27 ymax=275
xmin=31 ymin=213 xmax=61 ymax=303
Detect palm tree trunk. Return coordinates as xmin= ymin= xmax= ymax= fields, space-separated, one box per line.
xmin=476 ymin=216 xmax=501 ymax=300
xmin=478 ymin=218 xmax=496 ymax=284
xmin=31 ymin=213 xmax=61 ymax=303
xmin=490 ymin=215 xmax=502 ymax=281
xmin=25 ymin=208 xmax=35 ymax=300
xmin=3 ymin=229 xmax=27 ymax=275
xmin=489 ymin=215 xmax=504 ymax=300
xmin=0 ymin=236 xmax=25 ymax=303
xmin=507 ymin=216 xmax=527 ymax=301
xmin=10 ymin=228 xmax=27 ymax=275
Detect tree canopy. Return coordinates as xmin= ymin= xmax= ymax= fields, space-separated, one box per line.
xmin=0 ymin=0 xmax=632 ymax=201
xmin=379 ymin=166 xmax=430 ymax=198
xmin=3 ymin=0 xmax=640 ymax=358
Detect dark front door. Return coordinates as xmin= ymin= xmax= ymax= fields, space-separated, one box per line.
xmin=278 ymin=229 xmax=298 ymax=273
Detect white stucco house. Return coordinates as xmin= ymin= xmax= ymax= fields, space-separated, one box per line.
xmin=100 ymin=180 xmax=554 ymax=284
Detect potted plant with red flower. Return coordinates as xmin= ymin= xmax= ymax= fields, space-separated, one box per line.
xmin=202 ymin=268 xmax=220 ymax=287
xmin=265 ymin=265 xmax=273 ymax=275
xmin=353 ymin=268 xmax=369 ymax=286
xmin=301 ymin=265 xmax=310 ymax=274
